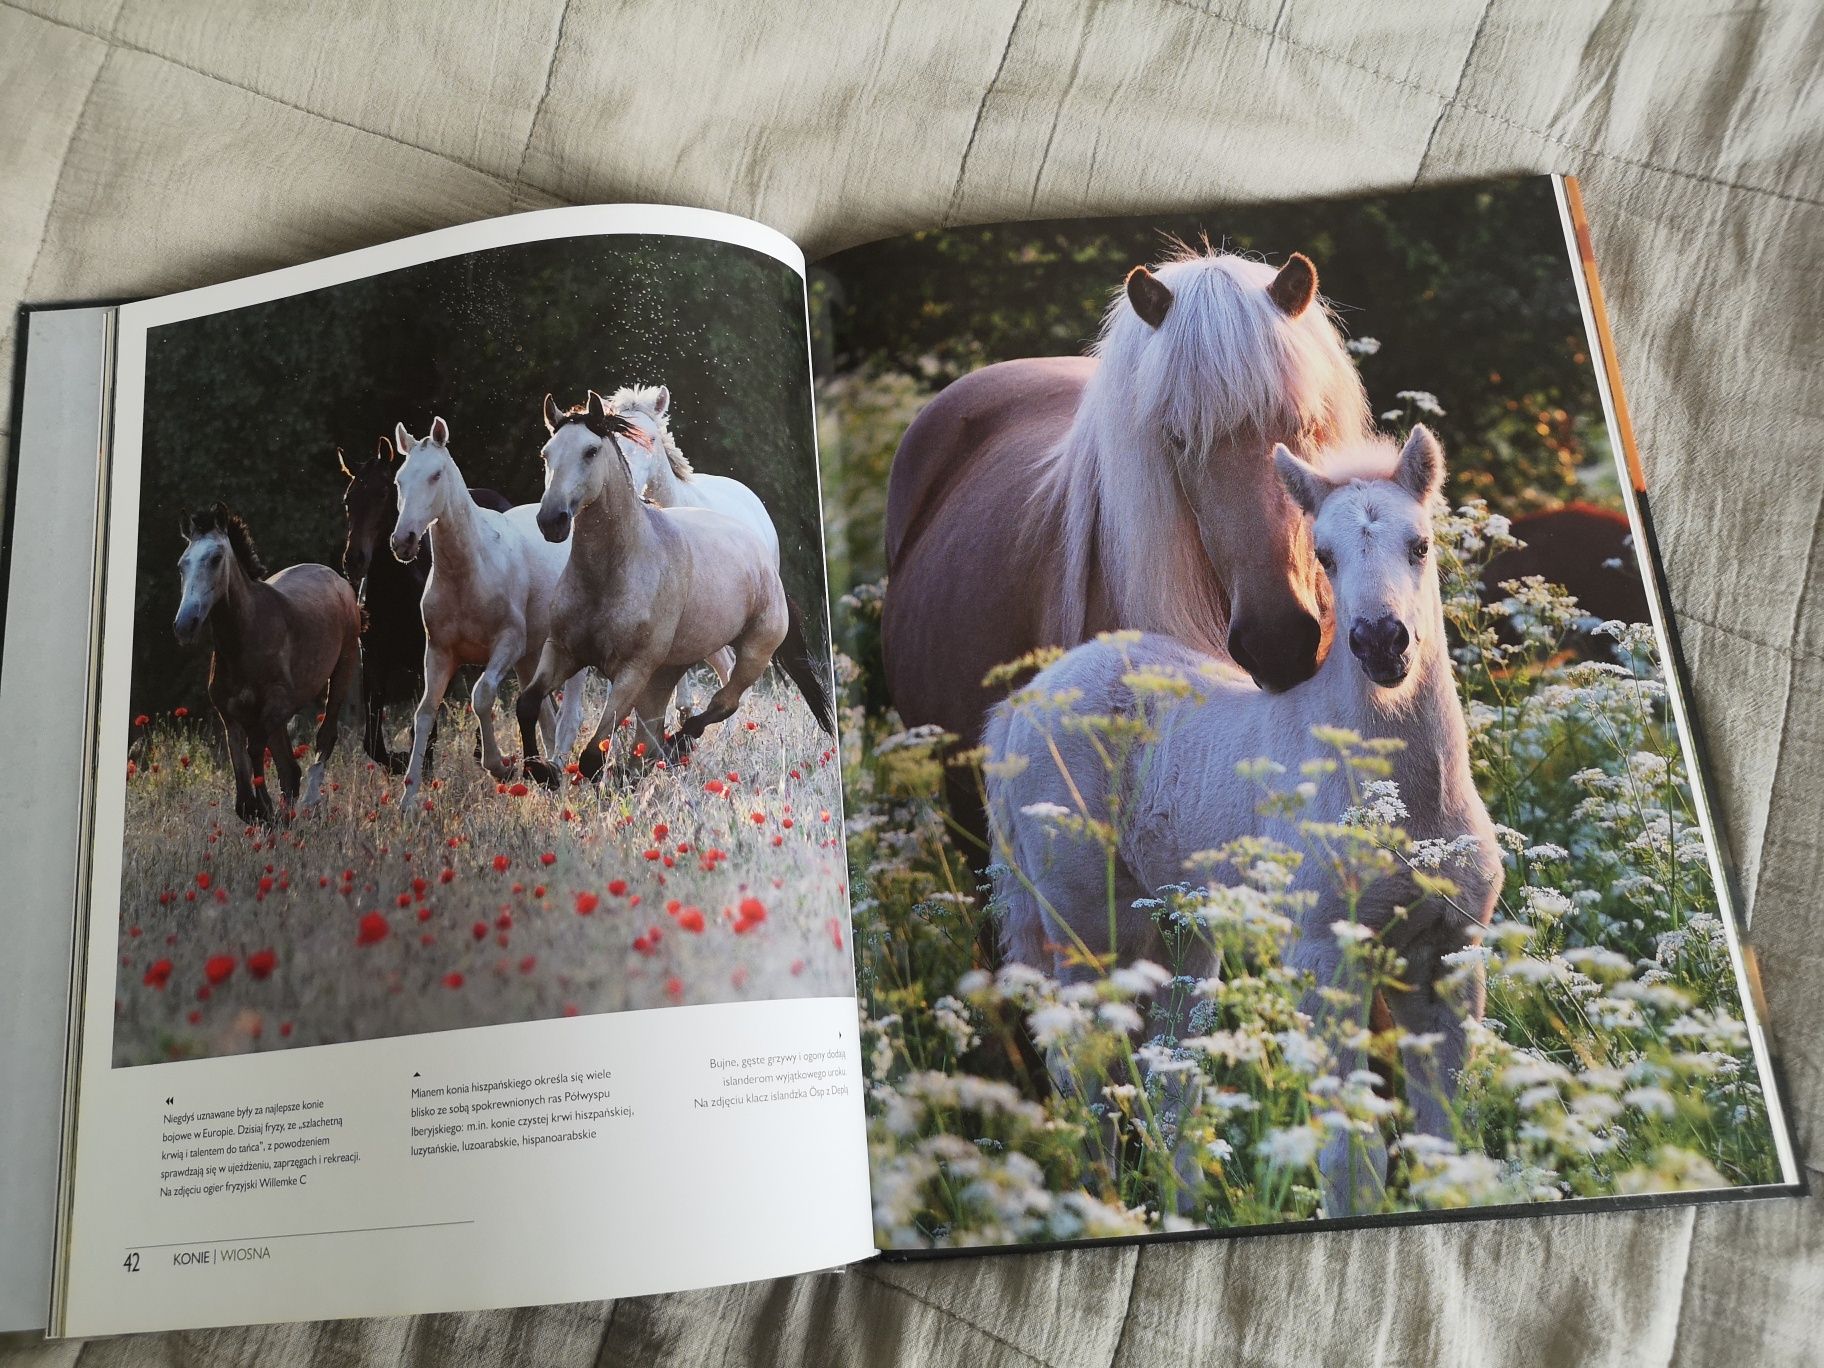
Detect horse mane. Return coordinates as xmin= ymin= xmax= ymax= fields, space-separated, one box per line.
xmin=608 ymin=385 xmax=695 ymax=480
xmin=1034 ymin=245 xmax=1371 ymax=648
xmin=190 ymin=502 xmax=268 ymax=581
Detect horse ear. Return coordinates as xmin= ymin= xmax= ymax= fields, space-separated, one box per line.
xmin=376 ymin=435 xmax=395 ymax=463
xmin=1274 ymin=444 xmax=1334 ymax=516
xmin=652 ymin=386 xmax=670 ymax=417
xmin=395 ymin=422 xmax=415 ymax=454
xmin=544 ymin=393 xmax=562 ymax=434
xmin=1125 ymin=266 xmax=1173 ymax=329
xmin=179 ymin=512 xmax=194 ymax=542
xmin=429 ymin=416 xmax=449 ymax=445
xmin=1268 ymin=252 xmax=1318 ymax=317
xmin=585 ymin=390 xmax=609 ymax=422
xmin=1393 ymin=425 xmax=1445 ymax=503
xmin=337 ymin=447 xmax=354 ymax=480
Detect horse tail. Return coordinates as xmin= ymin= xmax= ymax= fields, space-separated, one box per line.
xmin=777 ymin=594 xmax=837 ymax=735
xmin=981 ymin=700 xmax=1051 ymax=969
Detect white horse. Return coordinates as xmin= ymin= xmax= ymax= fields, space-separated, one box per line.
xmin=985 ymin=426 xmax=1501 ymax=1213
xmin=515 ymin=393 xmax=788 ymax=785
xmin=540 ymin=386 xmax=836 ymax=735
xmin=389 ymin=417 xmax=585 ymax=788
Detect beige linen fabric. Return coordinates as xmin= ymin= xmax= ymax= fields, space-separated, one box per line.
xmin=2 ymin=0 xmax=1818 ymax=1363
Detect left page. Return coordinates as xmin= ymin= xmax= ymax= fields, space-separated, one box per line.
xmin=49 ymin=205 xmax=872 ymax=1337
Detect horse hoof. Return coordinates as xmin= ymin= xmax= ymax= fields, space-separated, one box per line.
xmin=523 ymin=757 xmax=560 ymax=790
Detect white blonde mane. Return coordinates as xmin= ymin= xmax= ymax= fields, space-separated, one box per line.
xmin=609 ymin=385 xmax=694 ymax=480
xmin=1041 ymin=249 xmax=1371 ymax=649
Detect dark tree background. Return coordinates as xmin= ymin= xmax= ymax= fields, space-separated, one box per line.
xmin=811 ymin=175 xmax=1606 ymax=549
xmin=135 ymin=235 xmax=824 ymax=713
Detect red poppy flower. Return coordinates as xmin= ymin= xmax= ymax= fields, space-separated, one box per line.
xmin=144 ymin=959 xmax=173 ymax=989
xmin=248 ymin=948 xmax=277 ymax=980
xmin=632 ymin=926 xmax=663 ymax=956
xmin=133 ymin=714 xmax=149 ymax=727
xmin=703 ymin=779 xmax=725 ymax=796
xmin=443 ymin=972 xmax=465 ymax=989
xmin=508 ymin=783 xmax=529 ymax=797
xmin=608 ymin=879 xmax=627 ymax=897
xmin=471 ymin=921 xmax=488 ymax=941
xmin=665 ymin=975 xmax=684 ymax=1002
xmin=643 ymin=848 xmax=660 ymax=861
xmin=356 ymin=912 xmax=389 ymax=945
xmin=395 ymin=892 xmax=413 ymax=908
xmin=538 ymin=851 xmax=556 ymax=866
xmin=827 ymin=918 xmax=845 ymax=950
xmin=204 ymin=954 xmax=235 ymax=985
xmin=573 ymin=890 xmax=600 ymax=916
xmin=174 ymin=706 xmax=189 ymax=719
xmin=187 ymin=1009 xmax=202 ymax=1025
xmin=194 ymin=871 xmax=212 ymax=890
xmin=734 ymin=897 xmax=766 ymax=933
xmin=518 ymin=955 xmax=537 ymax=974
xmin=492 ymin=855 xmax=511 ymax=873
xmin=676 ymin=906 xmax=705 ymax=934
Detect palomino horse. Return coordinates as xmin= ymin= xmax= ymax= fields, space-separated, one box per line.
xmin=884 ymin=248 xmax=1369 ymax=845
xmin=174 ymin=501 xmax=359 ymax=823
xmin=389 ymin=417 xmax=586 ymax=789
xmin=515 ymin=392 xmax=787 ymax=786
xmin=986 ymin=427 xmax=1501 ymax=1214
xmin=541 ymin=386 xmax=836 ymax=735
xmin=339 ymin=437 xmax=512 ymax=772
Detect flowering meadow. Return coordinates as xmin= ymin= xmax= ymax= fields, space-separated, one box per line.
xmin=840 ymin=499 xmax=1783 ymax=1248
xmin=113 ymin=673 xmax=850 ymax=1066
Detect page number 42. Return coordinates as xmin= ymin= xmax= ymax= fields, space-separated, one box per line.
xmin=122 ymin=1252 xmax=140 ymax=1273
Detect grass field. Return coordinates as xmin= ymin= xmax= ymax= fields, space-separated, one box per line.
xmin=112 ymin=670 xmax=849 ymax=1067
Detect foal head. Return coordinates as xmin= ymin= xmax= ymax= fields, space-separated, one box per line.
xmin=537 ymin=391 xmax=641 ymax=543
xmin=1274 ymin=426 xmax=1446 ymax=691
xmin=390 ymin=417 xmax=459 ymax=562
xmin=1098 ymin=247 xmax=1370 ymax=692
xmin=174 ymin=501 xmax=267 ymax=644
xmin=340 ymin=437 xmax=399 ymax=583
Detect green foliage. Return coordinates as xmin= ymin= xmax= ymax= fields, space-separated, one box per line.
xmin=135 ymin=236 xmax=826 ymax=715
xmin=843 ymin=499 xmax=1779 ymax=1246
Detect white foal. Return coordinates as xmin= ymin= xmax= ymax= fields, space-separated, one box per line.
xmin=986 ymin=426 xmax=1502 ymax=1214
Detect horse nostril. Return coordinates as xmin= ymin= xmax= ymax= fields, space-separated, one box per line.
xmin=1350 ymin=616 xmax=1408 ymax=659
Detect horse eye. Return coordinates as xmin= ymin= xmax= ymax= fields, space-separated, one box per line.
xmin=1316 ymin=548 xmax=1336 ymax=574
xmin=1410 ymin=537 xmax=1430 ymax=562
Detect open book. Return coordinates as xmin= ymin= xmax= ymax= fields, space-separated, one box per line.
xmin=1 ymin=176 xmax=1800 ymax=1338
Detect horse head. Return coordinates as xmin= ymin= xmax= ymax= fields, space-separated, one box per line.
xmin=175 ymin=500 xmax=265 ymax=644
xmin=390 ymin=417 xmax=455 ymax=562
xmin=340 ymin=436 xmax=399 ymax=583
xmin=1101 ymin=248 xmax=1370 ymax=692
xmin=538 ymin=390 xmax=639 ymax=543
xmin=1275 ymin=426 xmax=1445 ymax=691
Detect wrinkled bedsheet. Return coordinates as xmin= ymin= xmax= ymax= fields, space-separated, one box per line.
xmin=2 ymin=1 xmax=1819 ymax=1363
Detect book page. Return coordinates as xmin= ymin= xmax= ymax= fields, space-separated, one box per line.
xmin=51 ymin=205 xmax=871 ymax=1336
xmin=810 ymin=175 xmax=1798 ymax=1255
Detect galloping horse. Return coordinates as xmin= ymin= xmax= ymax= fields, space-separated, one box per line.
xmin=884 ymin=248 xmax=1369 ymax=843
xmin=986 ymin=428 xmax=1501 ymax=1213
xmin=338 ymin=437 xmax=512 ymax=772
xmin=388 ymin=417 xmax=586 ymax=789
xmin=541 ymin=386 xmax=835 ymax=735
xmin=516 ymin=392 xmax=787 ymax=786
xmin=173 ymin=502 xmax=359 ymax=823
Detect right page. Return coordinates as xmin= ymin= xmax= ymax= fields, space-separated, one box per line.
xmin=814 ymin=174 xmax=1801 ymax=1253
